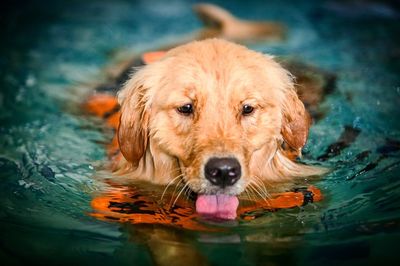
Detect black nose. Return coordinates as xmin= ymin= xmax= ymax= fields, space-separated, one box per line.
xmin=204 ymin=157 xmax=241 ymax=188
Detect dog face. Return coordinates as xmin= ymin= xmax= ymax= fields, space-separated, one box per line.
xmin=118 ymin=39 xmax=321 ymax=199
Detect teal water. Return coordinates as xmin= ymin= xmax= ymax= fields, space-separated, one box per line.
xmin=1 ymin=0 xmax=399 ymax=265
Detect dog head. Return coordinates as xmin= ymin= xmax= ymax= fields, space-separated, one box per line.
xmin=117 ymin=39 xmax=324 ymax=218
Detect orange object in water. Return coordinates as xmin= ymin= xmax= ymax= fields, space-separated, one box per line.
xmin=141 ymin=51 xmax=167 ymax=64
xmin=83 ymin=51 xmax=324 ymax=230
xmin=89 ymin=183 xmax=322 ymax=230
xmin=83 ymin=93 xmax=119 ymax=119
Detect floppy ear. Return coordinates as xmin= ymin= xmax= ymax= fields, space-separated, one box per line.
xmin=263 ymin=86 xmax=328 ymax=180
xmin=117 ymin=76 xmax=150 ymax=166
xmin=281 ymin=88 xmax=311 ymax=159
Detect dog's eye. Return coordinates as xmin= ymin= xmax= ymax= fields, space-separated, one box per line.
xmin=177 ymin=104 xmax=193 ymax=116
xmin=242 ymin=104 xmax=254 ymax=116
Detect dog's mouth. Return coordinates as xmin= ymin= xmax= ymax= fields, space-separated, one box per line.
xmin=195 ymin=194 xmax=239 ymax=220
xmin=180 ymin=156 xmax=243 ymax=220
xmin=183 ymin=185 xmax=241 ymax=220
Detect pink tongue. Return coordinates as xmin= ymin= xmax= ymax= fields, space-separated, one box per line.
xmin=196 ymin=194 xmax=239 ymax=220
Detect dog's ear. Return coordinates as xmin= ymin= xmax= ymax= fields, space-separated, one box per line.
xmin=117 ymin=76 xmax=150 ymax=166
xmin=281 ymin=88 xmax=311 ymax=159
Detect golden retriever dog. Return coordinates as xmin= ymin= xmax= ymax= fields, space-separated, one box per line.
xmin=114 ymin=38 xmax=326 ymax=219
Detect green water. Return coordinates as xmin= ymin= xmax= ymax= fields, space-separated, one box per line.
xmin=1 ymin=0 xmax=399 ymax=265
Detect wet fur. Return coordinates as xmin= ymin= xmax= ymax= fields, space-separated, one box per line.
xmin=115 ymin=39 xmax=326 ymax=195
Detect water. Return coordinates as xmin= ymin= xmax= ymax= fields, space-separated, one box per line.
xmin=1 ymin=0 xmax=399 ymax=265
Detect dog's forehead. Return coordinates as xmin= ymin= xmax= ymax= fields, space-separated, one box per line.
xmin=163 ymin=69 xmax=279 ymax=106
xmin=163 ymin=55 xmax=269 ymax=90
xmin=152 ymin=41 xmax=289 ymax=106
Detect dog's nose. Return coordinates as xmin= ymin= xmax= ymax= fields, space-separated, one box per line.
xmin=204 ymin=157 xmax=241 ymax=187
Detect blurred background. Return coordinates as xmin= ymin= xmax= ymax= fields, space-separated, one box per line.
xmin=0 ymin=0 xmax=399 ymax=265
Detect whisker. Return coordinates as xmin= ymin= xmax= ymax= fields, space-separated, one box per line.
xmin=161 ymin=174 xmax=182 ymax=199
xmin=252 ymin=179 xmax=270 ymax=200
xmin=252 ymin=175 xmax=267 ymax=192
xmin=253 ymin=175 xmax=271 ymax=199
xmin=172 ymin=182 xmax=190 ymax=207
xmin=248 ymin=183 xmax=268 ymax=203
xmin=161 ymin=174 xmax=184 ymax=201
xmin=183 ymin=184 xmax=192 ymax=201
xmin=241 ymin=185 xmax=257 ymax=202
xmin=244 ymin=190 xmax=251 ymax=200
xmin=168 ymin=177 xmax=185 ymax=206
xmin=244 ymin=189 xmax=257 ymax=204
xmin=255 ymin=182 xmax=271 ymax=201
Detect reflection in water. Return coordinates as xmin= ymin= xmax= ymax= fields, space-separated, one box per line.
xmin=90 ymin=180 xmax=322 ymax=230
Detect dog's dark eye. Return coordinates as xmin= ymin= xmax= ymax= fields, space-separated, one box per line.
xmin=242 ymin=104 xmax=254 ymax=115
xmin=177 ymin=104 xmax=193 ymax=115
